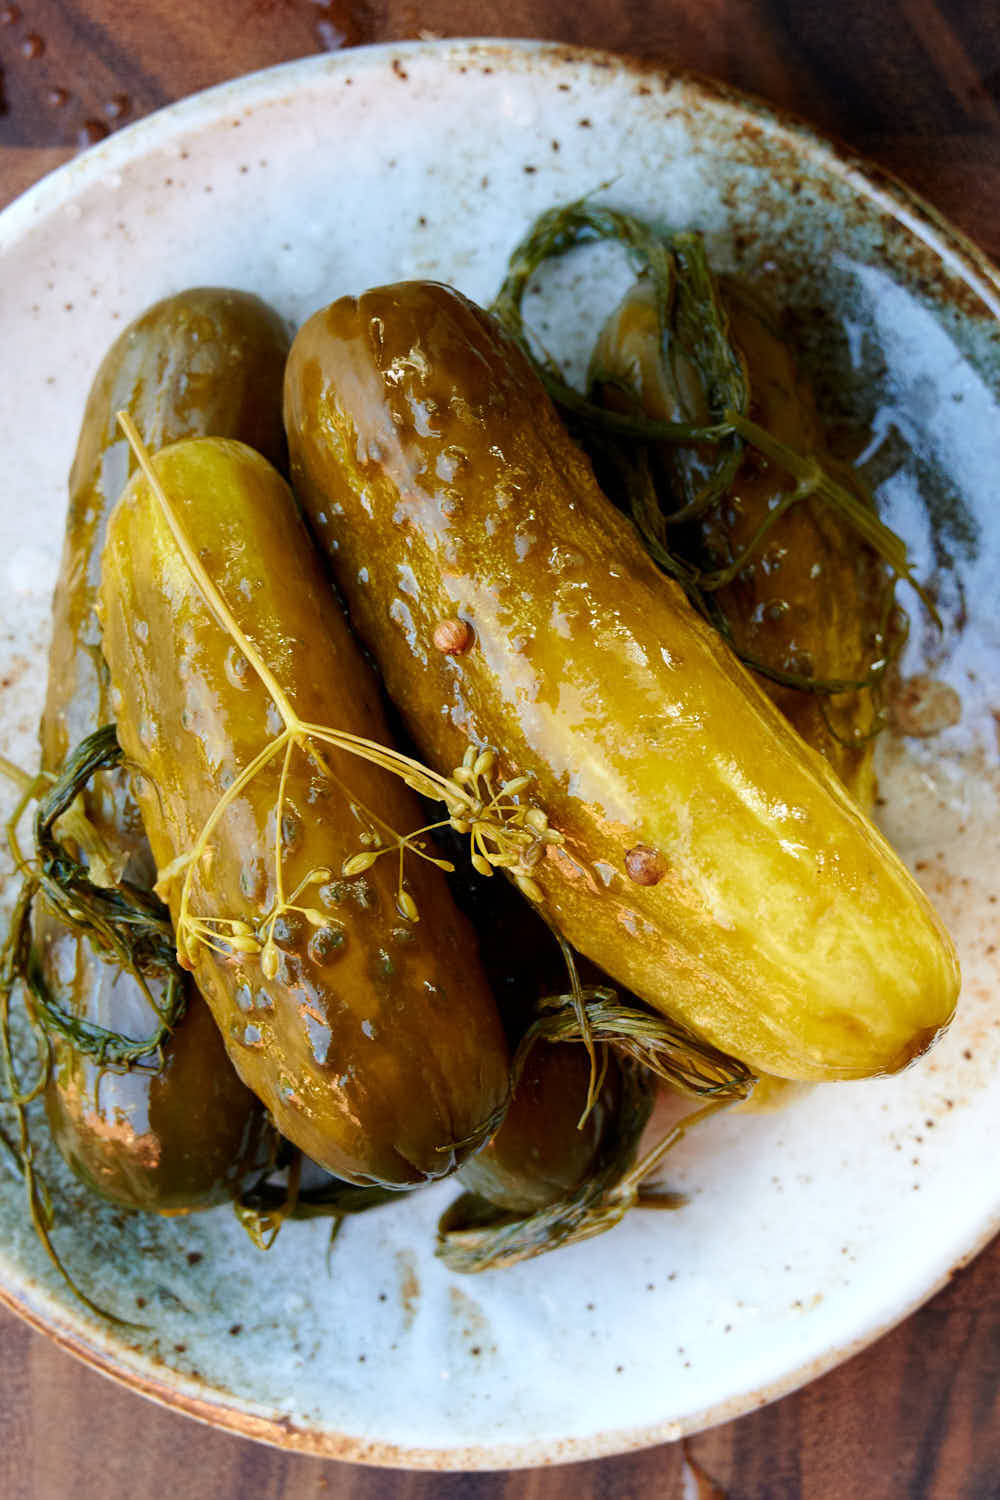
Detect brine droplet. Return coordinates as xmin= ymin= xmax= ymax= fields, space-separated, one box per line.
xmin=225 ymin=644 xmax=251 ymax=689
xmin=301 ymin=1006 xmax=333 ymax=1066
xmin=46 ymin=87 xmax=70 ymax=108
xmin=278 ymin=1073 xmax=301 ymax=1107
xmin=230 ymin=1020 xmax=264 ymax=1050
xmin=20 ymin=32 xmax=43 ymax=58
xmin=0 ymin=6 xmax=21 ymax=25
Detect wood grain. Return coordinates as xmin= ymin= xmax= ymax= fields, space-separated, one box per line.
xmin=3 ymin=2 xmax=1000 ymax=251
xmin=2 ymin=2 xmax=1000 ymax=1496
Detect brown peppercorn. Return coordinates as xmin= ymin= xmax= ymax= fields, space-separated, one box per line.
xmin=625 ymin=845 xmax=666 ymax=886
xmin=433 ymin=617 xmax=473 ymax=654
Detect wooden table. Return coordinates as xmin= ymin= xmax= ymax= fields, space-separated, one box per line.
xmin=2 ymin=4 xmax=999 ymax=1496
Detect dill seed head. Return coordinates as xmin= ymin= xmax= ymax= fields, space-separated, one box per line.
xmin=342 ymin=850 xmax=379 ymax=877
xmin=301 ymin=907 xmax=331 ymax=928
xmin=228 ymin=935 xmax=264 ymax=955
xmin=473 ymin=748 xmax=496 ymax=778
xmin=396 ymin=890 xmax=420 ymax=923
xmin=514 ymin=873 xmax=544 ymax=903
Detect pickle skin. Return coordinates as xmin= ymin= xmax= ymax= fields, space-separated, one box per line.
xmin=38 ymin=289 xmax=288 ymax=1212
xmin=99 ymin=437 xmax=510 ymax=1187
xmin=283 ymin=280 xmax=960 ymax=1084
xmin=458 ymin=1043 xmax=622 ymax=1213
xmin=40 ymin=927 xmax=272 ymax=1215
xmin=592 ymin=277 xmax=887 ymax=808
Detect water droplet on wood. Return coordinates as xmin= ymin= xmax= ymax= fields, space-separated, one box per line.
xmin=78 ymin=119 xmax=110 ymax=147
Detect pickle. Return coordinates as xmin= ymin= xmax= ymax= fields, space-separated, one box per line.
xmin=37 ymin=289 xmax=287 ymax=1212
xmin=284 ymin=280 xmax=959 ymax=1083
xmin=98 ymin=436 xmax=510 ymax=1186
xmin=437 ymin=1038 xmax=663 ymax=1271
xmin=456 ymin=1042 xmax=624 ymax=1213
xmin=590 ymin=276 xmax=889 ymax=807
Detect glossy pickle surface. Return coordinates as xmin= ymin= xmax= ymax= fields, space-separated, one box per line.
xmin=283 ymin=280 xmax=959 ymax=1084
xmin=38 ymin=288 xmax=288 ymax=1212
xmin=457 ymin=1041 xmax=624 ymax=1213
xmin=99 ymin=437 xmax=510 ymax=1187
xmin=591 ymin=276 xmax=889 ymax=808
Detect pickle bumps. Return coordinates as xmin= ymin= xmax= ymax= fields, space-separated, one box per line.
xmin=284 ymin=280 xmax=960 ymax=1083
xmin=99 ymin=436 xmax=509 ymax=1186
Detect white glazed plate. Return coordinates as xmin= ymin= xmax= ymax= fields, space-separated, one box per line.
xmin=0 ymin=39 xmax=998 ymax=1470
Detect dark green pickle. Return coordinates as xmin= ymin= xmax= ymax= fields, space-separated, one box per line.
xmin=591 ymin=276 xmax=890 ymax=808
xmin=38 ymin=289 xmax=288 ymax=1213
xmin=457 ymin=1041 xmax=623 ymax=1213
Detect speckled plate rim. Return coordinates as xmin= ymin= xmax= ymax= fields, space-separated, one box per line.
xmin=1 ymin=37 xmax=999 ymax=1471
xmin=2 ymin=1212 xmax=998 ymax=1470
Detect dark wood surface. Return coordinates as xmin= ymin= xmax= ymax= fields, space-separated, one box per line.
xmin=2 ymin=2 xmax=1000 ymax=1495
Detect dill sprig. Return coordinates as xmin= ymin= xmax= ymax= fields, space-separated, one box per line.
xmin=491 ymin=199 xmax=931 ymax=704
xmin=235 ymin=1151 xmax=407 ymax=1251
xmin=0 ymin=878 xmax=142 ymax=1326
xmin=27 ymin=724 xmax=187 ymax=1067
xmin=521 ymin=989 xmax=757 ymax=1102
xmin=435 ymin=1053 xmax=660 ymax=1272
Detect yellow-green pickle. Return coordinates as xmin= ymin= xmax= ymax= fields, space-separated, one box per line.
xmin=99 ymin=436 xmax=510 ymax=1186
xmin=36 ymin=288 xmax=289 ymax=1212
xmin=284 ymin=279 xmax=960 ymax=1084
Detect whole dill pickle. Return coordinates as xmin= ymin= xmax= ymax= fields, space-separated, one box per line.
xmin=437 ymin=1039 xmax=658 ymax=1271
xmin=283 ymin=280 xmax=960 ymax=1083
xmin=99 ymin=436 xmax=510 ymax=1186
xmin=457 ymin=1042 xmax=623 ymax=1213
xmin=590 ymin=276 xmax=889 ymax=808
xmin=38 ymin=289 xmax=287 ymax=1212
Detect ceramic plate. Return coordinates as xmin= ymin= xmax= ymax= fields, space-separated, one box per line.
xmin=0 ymin=40 xmax=998 ymax=1470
